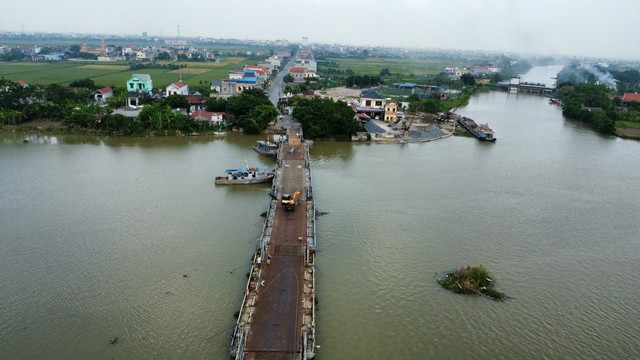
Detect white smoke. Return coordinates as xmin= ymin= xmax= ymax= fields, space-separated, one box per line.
xmin=582 ymin=64 xmax=617 ymax=90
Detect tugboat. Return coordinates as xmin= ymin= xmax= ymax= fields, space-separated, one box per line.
xmin=458 ymin=117 xmax=496 ymax=142
xmin=215 ymin=159 xmax=275 ymax=185
xmin=253 ymin=139 xmax=278 ymax=158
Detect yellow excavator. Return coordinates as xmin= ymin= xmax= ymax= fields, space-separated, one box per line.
xmin=281 ymin=190 xmax=301 ymax=211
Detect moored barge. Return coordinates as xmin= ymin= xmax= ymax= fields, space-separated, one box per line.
xmin=458 ymin=117 xmax=496 ymax=142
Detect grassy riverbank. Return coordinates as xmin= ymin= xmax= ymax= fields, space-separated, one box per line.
xmin=0 ymin=121 xmax=225 ymax=137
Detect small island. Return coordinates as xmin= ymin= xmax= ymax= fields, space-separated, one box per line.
xmin=439 ymin=264 xmax=506 ymax=301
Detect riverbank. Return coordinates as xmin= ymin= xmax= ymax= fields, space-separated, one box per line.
xmin=0 ymin=121 xmax=230 ymax=137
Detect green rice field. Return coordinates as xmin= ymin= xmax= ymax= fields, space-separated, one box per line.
xmin=324 ymin=57 xmax=462 ymax=76
xmin=0 ymin=58 xmax=248 ymax=88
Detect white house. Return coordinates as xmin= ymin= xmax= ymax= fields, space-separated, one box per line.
xmin=166 ymin=80 xmax=189 ymax=96
xmin=92 ymin=87 xmax=113 ymax=103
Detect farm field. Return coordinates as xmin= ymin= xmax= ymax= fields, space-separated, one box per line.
xmin=0 ymin=58 xmax=247 ymax=88
xmin=324 ymin=57 xmax=462 ymax=76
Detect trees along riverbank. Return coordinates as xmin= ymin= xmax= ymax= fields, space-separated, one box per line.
xmin=0 ymin=77 xmax=278 ymax=136
xmin=557 ymin=82 xmax=640 ymax=137
xmin=556 ymin=65 xmax=640 ymax=138
xmin=290 ymin=97 xmax=362 ymax=140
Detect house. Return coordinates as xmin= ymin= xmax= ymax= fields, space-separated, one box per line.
xmin=15 ymin=80 xmax=29 ymax=88
xmin=126 ymin=74 xmax=153 ymax=95
xmin=210 ymin=80 xmax=222 ymax=93
xmin=214 ymin=69 xmax=264 ymax=97
xmin=166 ymin=80 xmax=189 ymax=96
xmin=265 ymin=55 xmax=281 ymax=68
xmin=360 ymin=90 xmax=385 ymax=109
xmin=469 ymin=66 xmax=500 ymax=76
xmin=622 ymin=93 xmax=640 ymax=105
xmin=191 ymin=109 xmax=225 ymax=125
xmin=186 ymin=94 xmax=206 ymax=113
xmin=126 ymin=93 xmax=146 ymax=109
xmin=40 ymin=52 xmax=65 ymax=61
xmin=444 ymin=66 xmax=468 ymax=76
xmin=295 ymin=56 xmax=317 ymax=72
xmin=92 ymin=87 xmax=113 ymax=103
xmin=276 ymin=49 xmax=291 ymax=58
xmin=352 ymin=90 xmax=386 ymax=120
xmin=122 ymin=45 xmax=136 ymax=56
xmin=288 ymin=67 xmax=306 ymax=82
xmin=289 ymin=66 xmax=318 ymax=81
xmin=384 ymin=102 xmax=398 ymax=123
xmin=245 ymin=65 xmax=271 ymax=78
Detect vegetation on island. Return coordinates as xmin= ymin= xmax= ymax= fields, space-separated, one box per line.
xmin=556 ymin=64 xmax=640 ymax=137
xmin=557 ymin=83 xmax=617 ymax=134
xmin=290 ymin=97 xmax=361 ymax=140
xmin=439 ymin=265 xmax=506 ymax=301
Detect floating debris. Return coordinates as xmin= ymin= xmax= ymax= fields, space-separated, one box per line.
xmin=438 ymin=264 xmax=506 ymax=301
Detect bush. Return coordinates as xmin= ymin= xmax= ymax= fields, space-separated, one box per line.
xmin=439 ymin=264 xmax=506 ymax=301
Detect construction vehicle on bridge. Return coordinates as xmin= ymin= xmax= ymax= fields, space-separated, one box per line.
xmin=281 ymin=190 xmax=301 ymax=211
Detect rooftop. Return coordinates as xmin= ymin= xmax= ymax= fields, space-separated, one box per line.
xmin=360 ymin=89 xmax=385 ymax=100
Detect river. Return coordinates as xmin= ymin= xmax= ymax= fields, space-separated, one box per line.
xmin=1 ymin=65 xmax=639 ymax=359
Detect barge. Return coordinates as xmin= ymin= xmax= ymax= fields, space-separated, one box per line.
xmin=458 ymin=117 xmax=496 ymax=142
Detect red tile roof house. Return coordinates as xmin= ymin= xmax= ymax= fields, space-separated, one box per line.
xmin=622 ymin=93 xmax=640 ymax=105
xmin=288 ymin=67 xmax=307 ymax=82
xmin=166 ymin=81 xmax=189 ymax=96
xmin=92 ymin=87 xmax=113 ymax=103
xmin=186 ymin=94 xmax=207 ymax=113
xmin=191 ymin=109 xmax=225 ymax=125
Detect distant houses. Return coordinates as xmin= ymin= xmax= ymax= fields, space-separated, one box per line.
xmin=211 ymin=66 xmax=268 ymax=98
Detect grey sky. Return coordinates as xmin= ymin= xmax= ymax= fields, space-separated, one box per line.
xmin=1 ymin=0 xmax=638 ymax=59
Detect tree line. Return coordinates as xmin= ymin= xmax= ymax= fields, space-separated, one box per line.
xmin=290 ymin=97 xmax=361 ymax=140
xmin=1 ymin=77 xmax=279 ymax=136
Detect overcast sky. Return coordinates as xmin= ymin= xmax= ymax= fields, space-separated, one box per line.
xmin=1 ymin=0 xmax=638 ymax=59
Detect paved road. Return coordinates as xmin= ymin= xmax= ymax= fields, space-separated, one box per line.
xmin=267 ymin=54 xmax=297 ymax=105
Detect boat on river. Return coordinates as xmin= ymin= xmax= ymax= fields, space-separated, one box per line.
xmin=215 ymin=159 xmax=275 ymax=185
xmin=458 ymin=117 xmax=496 ymax=142
xmin=253 ymin=139 xmax=278 ymax=158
